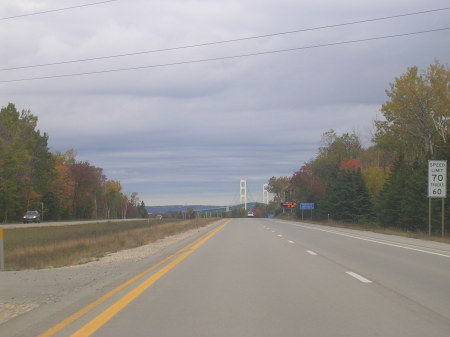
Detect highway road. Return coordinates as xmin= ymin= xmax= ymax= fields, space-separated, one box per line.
xmin=3 ymin=218 xmax=450 ymax=336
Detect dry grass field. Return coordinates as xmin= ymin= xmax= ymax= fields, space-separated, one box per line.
xmin=3 ymin=218 xmax=217 ymax=271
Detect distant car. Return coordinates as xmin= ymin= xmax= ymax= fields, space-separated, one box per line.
xmin=23 ymin=210 xmax=40 ymax=223
xmin=247 ymin=211 xmax=254 ymax=217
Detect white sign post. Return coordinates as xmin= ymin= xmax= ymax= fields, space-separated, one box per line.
xmin=428 ymin=160 xmax=447 ymax=237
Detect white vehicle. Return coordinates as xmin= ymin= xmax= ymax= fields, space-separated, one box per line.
xmin=247 ymin=211 xmax=254 ymax=217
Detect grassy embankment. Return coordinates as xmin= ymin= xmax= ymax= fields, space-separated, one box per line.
xmin=3 ymin=218 xmax=217 ymax=271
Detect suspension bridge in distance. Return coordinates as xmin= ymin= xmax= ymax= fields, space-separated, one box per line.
xmin=198 ymin=180 xmax=270 ymax=215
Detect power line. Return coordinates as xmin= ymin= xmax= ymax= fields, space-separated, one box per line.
xmin=1 ymin=7 xmax=449 ymax=72
xmin=0 ymin=0 xmax=120 ymax=21
xmin=1 ymin=27 xmax=449 ymax=84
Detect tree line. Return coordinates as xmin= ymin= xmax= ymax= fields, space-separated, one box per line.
xmin=267 ymin=61 xmax=449 ymax=233
xmin=0 ymin=103 xmax=147 ymax=223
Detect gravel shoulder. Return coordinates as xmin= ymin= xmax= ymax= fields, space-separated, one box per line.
xmin=0 ymin=222 xmax=218 ymax=329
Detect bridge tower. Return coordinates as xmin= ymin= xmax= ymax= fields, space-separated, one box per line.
xmin=240 ymin=179 xmax=247 ymax=210
xmin=263 ymin=184 xmax=269 ymax=204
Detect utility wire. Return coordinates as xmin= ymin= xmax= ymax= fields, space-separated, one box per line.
xmin=1 ymin=7 xmax=449 ymax=72
xmin=1 ymin=27 xmax=449 ymax=84
xmin=0 ymin=0 xmax=120 ymax=21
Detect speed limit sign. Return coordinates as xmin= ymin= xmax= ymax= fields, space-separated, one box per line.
xmin=428 ymin=160 xmax=447 ymax=198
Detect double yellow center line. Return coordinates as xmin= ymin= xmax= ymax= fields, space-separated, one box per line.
xmin=38 ymin=220 xmax=230 ymax=337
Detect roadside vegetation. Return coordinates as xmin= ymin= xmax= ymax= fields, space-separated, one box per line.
xmin=267 ymin=61 xmax=449 ymax=235
xmin=4 ymin=218 xmax=216 ymax=271
xmin=0 ymin=103 xmax=148 ymax=223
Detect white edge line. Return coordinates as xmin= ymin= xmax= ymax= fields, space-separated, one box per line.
xmin=291 ymin=224 xmax=450 ymax=258
xmin=346 ymin=271 xmax=372 ymax=283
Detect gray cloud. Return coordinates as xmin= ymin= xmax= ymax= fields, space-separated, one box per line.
xmin=1 ymin=0 xmax=449 ymax=205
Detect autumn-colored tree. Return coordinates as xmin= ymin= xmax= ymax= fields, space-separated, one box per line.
xmin=362 ymin=166 xmax=387 ymax=200
xmin=374 ymin=61 xmax=449 ymax=162
xmin=339 ymin=158 xmax=363 ymax=171
xmin=360 ymin=146 xmax=390 ymax=200
xmin=71 ymin=161 xmax=105 ymax=219
xmin=267 ymin=176 xmax=291 ymax=202
xmin=311 ymin=130 xmax=363 ymax=186
xmin=290 ymin=163 xmax=325 ymax=203
xmin=0 ymin=103 xmax=54 ymax=222
xmin=372 ymin=62 xmax=449 ymax=229
xmin=264 ymin=61 xmax=448 ymax=229
xmin=104 ymin=180 xmax=123 ymax=219
xmin=0 ymin=103 xmax=144 ymax=222
xmin=41 ymin=150 xmax=77 ymax=220
xmin=54 ymin=159 xmax=74 ymax=218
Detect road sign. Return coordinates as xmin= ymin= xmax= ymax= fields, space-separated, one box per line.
xmin=428 ymin=160 xmax=447 ymax=198
xmin=281 ymin=202 xmax=298 ymax=208
xmin=300 ymin=203 xmax=315 ymax=210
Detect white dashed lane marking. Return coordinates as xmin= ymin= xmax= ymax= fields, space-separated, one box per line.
xmin=306 ymin=250 xmax=318 ymax=256
xmin=264 ymin=225 xmax=373 ymax=285
xmin=346 ymin=271 xmax=372 ymax=283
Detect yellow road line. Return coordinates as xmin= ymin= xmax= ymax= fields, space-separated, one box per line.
xmin=37 ymin=220 xmax=229 ymax=337
xmin=71 ymin=220 xmax=229 ymax=337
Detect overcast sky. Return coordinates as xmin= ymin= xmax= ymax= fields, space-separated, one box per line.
xmin=1 ymin=0 xmax=449 ymax=206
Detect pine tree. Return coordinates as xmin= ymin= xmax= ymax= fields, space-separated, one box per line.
xmin=351 ymin=168 xmax=374 ymax=223
xmin=398 ymin=161 xmax=427 ymax=231
xmin=376 ymin=158 xmax=408 ymax=227
xmin=323 ymin=169 xmax=373 ymax=223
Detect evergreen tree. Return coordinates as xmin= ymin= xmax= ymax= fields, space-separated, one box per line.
xmin=323 ymin=169 xmax=372 ymax=223
xmin=352 ymin=168 xmax=374 ymax=223
xmin=398 ymin=161 xmax=427 ymax=231
xmin=377 ymin=157 xmax=408 ymax=227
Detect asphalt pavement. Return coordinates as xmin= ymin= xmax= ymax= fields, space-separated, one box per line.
xmin=2 ymin=218 xmax=450 ymax=336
